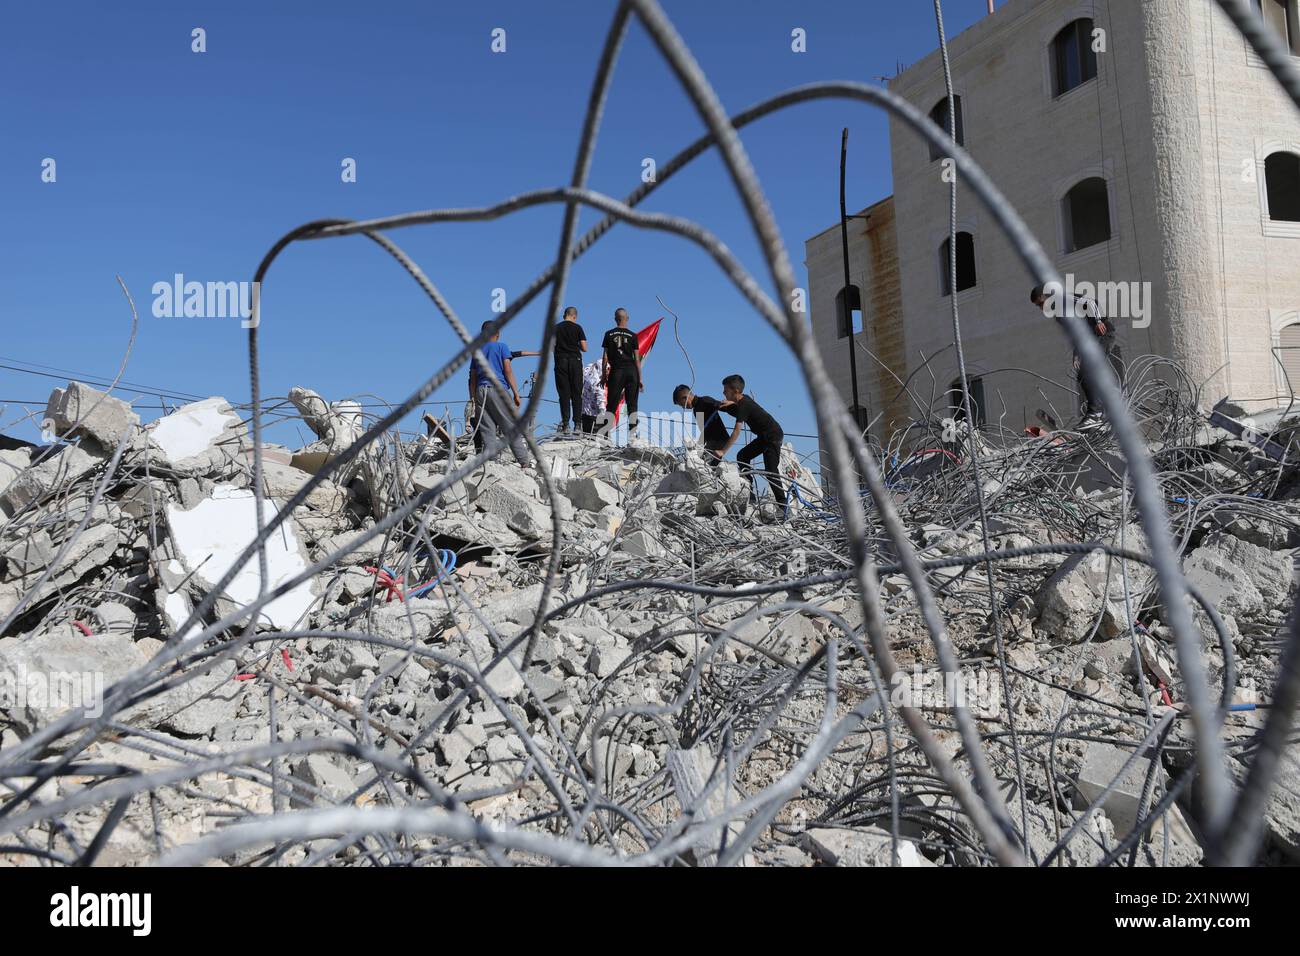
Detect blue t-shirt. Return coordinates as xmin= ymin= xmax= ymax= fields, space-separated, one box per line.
xmin=471 ymin=341 xmax=512 ymax=390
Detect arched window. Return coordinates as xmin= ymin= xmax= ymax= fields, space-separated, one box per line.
xmin=1265 ymin=152 xmax=1300 ymax=222
xmin=836 ymin=285 xmax=862 ymax=339
xmin=928 ymin=95 xmax=965 ymax=162
xmin=1279 ymin=324 xmax=1300 ymax=393
xmin=939 ymin=232 xmax=977 ymax=296
xmin=1062 ymin=177 xmax=1112 ymax=253
xmin=1051 ymin=18 xmax=1098 ymax=97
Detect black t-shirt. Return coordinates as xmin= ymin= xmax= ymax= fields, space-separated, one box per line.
xmin=724 ymin=395 xmax=782 ymax=441
xmin=602 ymin=327 xmax=639 ymax=369
xmin=692 ymin=395 xmax=730 ymax=447
xmin=555 ymin=321 xmax=587 ymax=357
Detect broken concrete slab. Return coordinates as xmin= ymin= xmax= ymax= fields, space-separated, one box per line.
xmin=42 ymin=381 xmax=140 ymax=453
xmin=1183 ymin=534 xmax=1293 ymax=617
xmin=0 ymin=628 xmax=146 ymax=736
xmin=1074 ymin=741 xmax=1164 ymax=834
xmin=165 ymin=484 xmax=316 ymax=630
xmin=147 ymin=397 xmax=246 ymax=474
xmin=1035 ymin=527 xmax=1154 ymax=643
xmin=565 ymin=476 xmax=620 ymax=512
xmin=802 ymin=827 xmax=934 ymax=867
xmin=1 ymin=445 xmax=99 ymax=514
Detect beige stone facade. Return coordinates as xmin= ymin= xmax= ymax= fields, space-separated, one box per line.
xmin=805 ymin=0 xmax=1300 ymax=448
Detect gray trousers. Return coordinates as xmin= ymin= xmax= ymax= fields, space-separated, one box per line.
xmin=473 ymin=384 xmax=531 ymax=467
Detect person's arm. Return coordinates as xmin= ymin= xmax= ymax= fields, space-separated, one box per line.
xmin=511 ymin=350 xmax=540 ymax=359
xmin=718 ymin=420 xmax=743 ymax=456
xmin=636 ymin=350 xmax=644 ymax=390
xmin=601 ymin=348 xmax=610 ymax=386
xmin=579 ymin=339 xmax=588 ymax=353
xmin=503 ymin=358 xmax=522 ymax=407
xmin=468 ymin=367 xmax=475 ymax=403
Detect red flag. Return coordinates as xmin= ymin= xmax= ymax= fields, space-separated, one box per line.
xmin=606 ymin=318 xmax=662 ymax=425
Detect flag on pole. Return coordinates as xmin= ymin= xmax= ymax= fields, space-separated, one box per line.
xmin=607 ymin=318 xmax=662 ymax=425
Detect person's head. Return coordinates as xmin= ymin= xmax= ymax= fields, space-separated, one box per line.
xmin=722 ymin=374 xmax=745 ymax=402
xmin=480 ymin=319 xmax=500 ymax=342
xmin=1029 ymin=285 xmax=1047 ymax=309
xmin=614 ymin=308 xmax=629 ymax=327
xmin=672 ymin=384 xmax=693 ymax=408
xmin=563 ymin=306 xmax=578 ymax=322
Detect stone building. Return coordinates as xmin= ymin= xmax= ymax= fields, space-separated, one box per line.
xmin=805 ymin=0 xmax=1300 ymax=449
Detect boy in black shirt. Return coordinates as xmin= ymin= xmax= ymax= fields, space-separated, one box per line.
xmin=553 ymin=306 xmax=587 ymax=432
xmin=717 ymin=374 xmax=787 ymax=512
xmin=600 ymin=308 xmax=642 ymax=432
xmin=672 ymin=384 xmax=729 ymax=466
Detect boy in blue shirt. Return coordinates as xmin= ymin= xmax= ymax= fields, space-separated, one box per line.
xmin=467 ymin=321 xmax=532 ymax=467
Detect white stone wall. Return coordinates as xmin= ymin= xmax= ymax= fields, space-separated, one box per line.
xmin=805 ymin=0 xmax=1300 ymax=436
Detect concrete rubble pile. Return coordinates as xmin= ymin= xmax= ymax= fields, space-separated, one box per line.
xmin=0 ymin=378 xmax=1297 ymax=867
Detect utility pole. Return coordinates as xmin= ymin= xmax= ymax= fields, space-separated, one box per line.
xmin=838 ymin=128 xmax=862 ymax=434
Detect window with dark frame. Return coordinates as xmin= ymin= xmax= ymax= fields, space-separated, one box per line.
xmin=1265 ymin=151 xmax=1300 ymax=221
xmin=939 ymin=232 xmax=977 ymax=296
xmin=836 ymin=285 xmax=862 ymax=339
xmin=1255 ymin=0 xmax=1300 ymax=55
xmin=1051 ymin=18 xmax=1098 ymax=97
xmin=928 ymin=96 xmax=965 ymax=162
xmin=948 ymin=376 xmax=986 ymax=427
xmin=1063 ymin=177 xmax=1112 ymax=253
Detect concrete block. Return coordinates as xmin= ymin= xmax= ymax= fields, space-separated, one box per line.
xmin=1075 ymin=741 xmax=1164 ymax=834
xmin=43 ymin=381 xmax=139 ymax=451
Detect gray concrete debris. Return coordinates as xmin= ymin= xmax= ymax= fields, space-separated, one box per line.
xmin=43 ymin=381 xmax=140 ymax=453
xmin=290 ymin=754 xmax=357 ymax=807
xmin=565 ymin=476 xmax=620 ymax=512
xmin=1035 ymin=526 xmax=1154 ymax=642
xmin=1074 ymin=741 xmax=1165 ymax=835
xmin=1 ymin=444 xmax=99 ymax=514
xmin=146 ymin=397 xmax=246 ymax=474
xmin=802 ymin=827 xmax=934 ymax=867
xmin=1183 ymin=534 xmax=1294 ymax=618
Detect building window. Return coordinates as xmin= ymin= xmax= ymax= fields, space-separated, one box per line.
xmin=848 ymin=405 xmax=870 ymax=433
xmin=1265 ymin=151 xmax=1300 ymax=221
xmin=1255 ymin=0 xmax=1300 ymax=55
xmin=1279 ymin=323 xmax=1300 ymax=392
xmin=928 ymin=96 xmax=965 ymax=162
xmin=939 ymin=232 xmax=977 ymax=296
xmin=1062 ymin=177 xmax=1112 ymax=252
xmin=1051 ymin=18 xmax=1098 ymax=97
xmin=836 ymin=285 xmax=862 ymax=338
xmin=948 ymin=376 xmax=986 ymax=427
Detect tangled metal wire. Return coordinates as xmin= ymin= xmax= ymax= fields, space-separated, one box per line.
xmin=1 ymin=0 xmax=1298 ymax=867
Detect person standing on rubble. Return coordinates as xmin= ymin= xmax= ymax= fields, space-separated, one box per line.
xmin=672 ymin=384 xmax=729 ymax=467
xmin=579 ymin=359 xmax=604 ymax=433
xmin=600 ymin=307 xmax=643 ymax=435
xmin=552 ymin=306 xmax=587 ymax=433
xmin=1031 ymin=284 xmax=1124 ymax=425
xmin=716 ymin=374 xmax=788 ymax=515
xmin=467 ymin=320 xmax=532 ymax=467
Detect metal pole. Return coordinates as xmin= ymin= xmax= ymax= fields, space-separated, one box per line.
xmin=838 ymin=128 xmax=862 ymax=435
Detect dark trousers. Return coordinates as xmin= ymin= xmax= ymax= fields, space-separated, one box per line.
xmin=703 ymin=443 xmax=725 ymax=468
xmin=1076 ymin=344 xmax=1125 ymax=418
xmin=737 ymin=434 xmax=787 ymax=508
xmin=580 ymin=414 xmax=597 ymax=433
xmin=606 ymin=366 xmax=639 ymax=419
xmin=554 ymin=354 xmax=583 ymax=427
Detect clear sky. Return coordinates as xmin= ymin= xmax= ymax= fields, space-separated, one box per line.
xmin=0 ymin=0 xmax=990 ymax=457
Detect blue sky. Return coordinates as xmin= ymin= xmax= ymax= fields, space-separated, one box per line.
xmin=0 ymin=0 xmax=989 ymax=457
